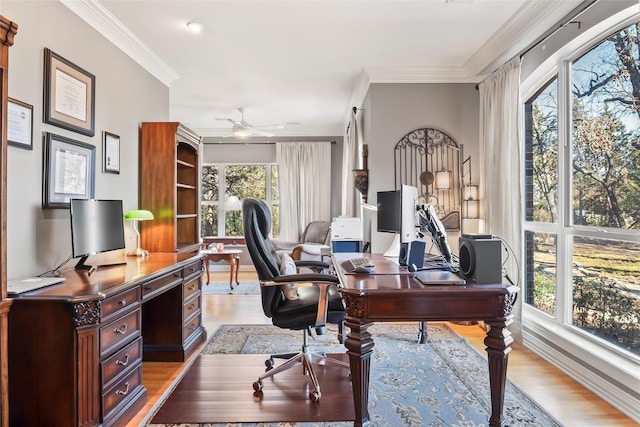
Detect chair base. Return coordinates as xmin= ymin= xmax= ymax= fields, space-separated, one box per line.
xmin=252 ymin=329 xmax=349 ymax=401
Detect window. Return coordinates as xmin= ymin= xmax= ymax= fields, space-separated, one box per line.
xmin=524 ymin=21 xmax=640 ymax=356
xmin=201 ymin=163 xmax=279 ymax=238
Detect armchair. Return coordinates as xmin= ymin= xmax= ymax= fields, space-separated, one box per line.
xmin=272 ymin=220 xmax=331 ymax=261
xmin=242 ymin=198 xmax=348 ymax=401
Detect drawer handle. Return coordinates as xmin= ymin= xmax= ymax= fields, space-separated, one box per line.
xmin=115 ymin=353 xmax=130 ymax=367
xmin=174 ymin=273 xmax=181 ymax=279
xmin=187 ymin=303 xmax=196 ymax=311
xmin=143 ymin=285 xmax=153 ymax=291
xmin=188 ymin=283 xmax=196 ymax=291
xmin=188 ymin=323 xmax=197 ymax=331
xmin=114 ymin=322 xmax=128 ymax=335
xmin=119 ymin=299 xmax=127 ymax=307
xmin=115 ymin=381 xmax=130 ymax=396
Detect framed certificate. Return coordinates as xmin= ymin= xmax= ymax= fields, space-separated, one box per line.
xmin=103 ymin=131 xmax=120 ymax=174
xmin=43 ymin=48 xmax=96 ymax=136
xmin=7 ymin=98 xmax=33 ymax=150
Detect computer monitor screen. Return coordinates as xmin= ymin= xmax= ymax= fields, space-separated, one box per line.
xmin=417 ymin=203 xmax=455 ymax=267
xmin=376 ymin=184 xmax=418 ymax=244
xmin=70 ymin=199 xmax=125 ymax=269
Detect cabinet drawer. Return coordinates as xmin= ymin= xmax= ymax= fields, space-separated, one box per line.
xmin=101 ymin=287 xmax=140 ymax=323
xmin=183 ymin=276 xmax=200 ymax=300
xmin=141 ymin=270 xmax=182 ymax=300
xmin=102 ymin=363 xmax=143 ymax=420
xmin=182 ymin=259 xmax=202 ymax=280
xmin=100 ymin=310 xmax=141 ymax=357
xmin=183 ymin=294 xmax=201 ymax=320
xmin=183 ymin=313 xmax=202 ymax=342
xmin=101 ymin=337 xmax=142 ymax=389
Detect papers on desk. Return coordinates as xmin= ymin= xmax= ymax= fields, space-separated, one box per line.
xmin=7 ymin=276 xmax=66 ymax=294
xmin=413 ymin=270 xmax=466 ymax=286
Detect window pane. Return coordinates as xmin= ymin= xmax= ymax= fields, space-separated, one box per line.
xmin=226 ymin=165 xmax=266 ymax=199
xmin=525 ymin=78 xmax=558 ymax=223
xmin=202 ymin=165 xmax=218 ymax=202
xmin=572 ymin=236 xmax=640 ymax=355
xmin=571 ymin=24 xmax=640 ymax=230
xmin=525 ymin=231 xmax=557 ymax=315
xmin=271 ymin=164 xmax=279 ymax=201
xmin=271 ymin=204 xmax=280 ymax=238
xmin=226 ymin=210 xmax=243 ymax=237
xmin=201 ymin=204 xmax=217 ymax=237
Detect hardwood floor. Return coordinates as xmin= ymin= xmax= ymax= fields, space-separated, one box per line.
xmin=127 ymin=269 xmax=638 ymax=427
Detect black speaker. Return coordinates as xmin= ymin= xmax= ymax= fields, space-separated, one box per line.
xmin=399 ymin=240 xmax=426 ymax=268
xmin=458 ymin=235 xmax=502 ymax=284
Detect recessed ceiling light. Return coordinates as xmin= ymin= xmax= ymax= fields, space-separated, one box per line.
xmin=186 ymin=22 xmax=204 ymax=33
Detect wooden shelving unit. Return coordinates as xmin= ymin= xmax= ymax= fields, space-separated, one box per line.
xmin=140 ymin=122 xmax=202 ymax=253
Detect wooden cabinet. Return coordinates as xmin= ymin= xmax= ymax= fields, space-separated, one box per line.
xmin=8 ymin=253 xmax=205 ymax=427
xmin=140 ymin=122 xmax=202 ymax=253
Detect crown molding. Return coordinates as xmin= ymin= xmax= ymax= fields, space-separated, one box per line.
xmin=59 ymin=0 xmax=179 ymax=86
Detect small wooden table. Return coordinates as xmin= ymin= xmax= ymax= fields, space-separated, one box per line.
xmin=201 ymin=249 xmax=242 ymax=289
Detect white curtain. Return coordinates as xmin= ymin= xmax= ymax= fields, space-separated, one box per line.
xmin=478 ymin=56 xmax=523 ymax=337
xmin=341 ymin=108 xmax=360 ymax=216
xmin=276 ymin=142 xmax=332 ymax=241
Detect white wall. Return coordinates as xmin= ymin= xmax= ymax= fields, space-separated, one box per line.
xmin=2 ymin=1 xmax=169 ymax=278
xmin=362 ymin=83 xmax=479 ymax=253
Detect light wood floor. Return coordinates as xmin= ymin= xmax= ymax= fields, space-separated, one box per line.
xmin=127 ymin=270 xmax=639 ymax=427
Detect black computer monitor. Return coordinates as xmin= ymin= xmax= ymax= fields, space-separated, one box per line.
xmin=70 ymin=198 xmax=126 ymax=270
xmin=377 ymin=184 xmax=418 ymax=244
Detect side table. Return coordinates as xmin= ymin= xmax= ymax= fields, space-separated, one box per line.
xmin=201 ymin=249 xmax=242 ymax=289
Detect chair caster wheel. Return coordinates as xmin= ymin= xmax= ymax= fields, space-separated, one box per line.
xmin=253 ymin=380 xmax=263 ymax=392
xmin=265 ymin=358 xmax=274 ymax=371
xmin=309 ymin=390 xmax=321 ymax=401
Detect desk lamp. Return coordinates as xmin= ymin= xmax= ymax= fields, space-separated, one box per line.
xmin=125 ymin=209 xmax=154 ymax=257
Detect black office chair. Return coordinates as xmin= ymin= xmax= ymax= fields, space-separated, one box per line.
xmin=242 ymin=197 xmax=348 ymax=401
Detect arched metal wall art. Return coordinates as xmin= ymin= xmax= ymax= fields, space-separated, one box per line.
xmin=394 ymin=128 xmax=462 ymax=230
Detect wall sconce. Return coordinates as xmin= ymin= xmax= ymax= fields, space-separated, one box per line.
xmin=464 ymin=184 xmax=479 ymax=201
xmin=462 ymin=155 xmax=479 ymax=219
xmin=435 ymin=146 xmax=450 ymax=189
xmin=353 ymin=144 xmax=369 ymax=203
xmin=463 ymin=199 xmax=479 ymax=219
xmin=125 ymin=209 xmax=154 ymax=257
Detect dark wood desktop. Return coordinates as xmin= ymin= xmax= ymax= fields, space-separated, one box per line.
xmin=7 ymin=253 xmax=206 ymax=427
xmin=332 ymin=253 xmax=518 ymax=427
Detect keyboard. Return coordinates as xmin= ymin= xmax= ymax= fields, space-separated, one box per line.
xmin=340 ymin=257 xmax=375 ymax=272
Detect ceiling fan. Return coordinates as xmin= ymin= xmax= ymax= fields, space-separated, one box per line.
xmin=215 ymin=107 xmax=284 ymax=138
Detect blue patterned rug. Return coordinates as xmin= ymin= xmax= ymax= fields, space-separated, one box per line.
xmin=148 ymin=323 xmax=562 ymax=427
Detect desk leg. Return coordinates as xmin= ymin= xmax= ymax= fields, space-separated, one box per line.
xmin=344 ymin=317 xmax=374 ymax=427
xmin=227 ymin=255 xmax=234 ymax=289
xmin=484 ymin=319 xmax=514 ymax=427
xmin=234 ymin=255 xmax=240 ymax=286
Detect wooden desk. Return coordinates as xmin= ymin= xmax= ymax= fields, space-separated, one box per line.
xmin=201 ymin=249 xmax=241 ymax=289
xmin=7 ymin=253 xmax=206 ymax=427
xmin=332 ymin=253 xmax=518 ymax=427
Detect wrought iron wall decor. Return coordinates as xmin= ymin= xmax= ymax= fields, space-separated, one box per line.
xmin=394 ymin=128 xmax=462 ymax=230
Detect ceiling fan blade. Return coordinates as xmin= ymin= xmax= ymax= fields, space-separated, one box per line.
xmin=248 ymin=128 xmax=275 ymax=137
xmin=253 ymin=124 xmax=285 ymax=130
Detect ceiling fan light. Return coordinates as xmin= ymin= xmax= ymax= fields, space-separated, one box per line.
xmin=186 ymin=22 xmax=204 ymax=33
xmin=232 ymin=126 xmax=252 ymax=137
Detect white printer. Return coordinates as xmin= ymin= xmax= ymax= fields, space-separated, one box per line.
xmin=331 ymin=217 xmax=363 ymax=252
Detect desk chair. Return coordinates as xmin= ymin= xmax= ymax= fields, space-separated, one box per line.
xmin=242 ymin=198 xmax=348 ymax=401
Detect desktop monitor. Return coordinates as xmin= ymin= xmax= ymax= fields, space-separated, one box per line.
xmin=70 ymin=198 xmax=126 ymax=270
xmin=376 ymin=184 xmax=418 ymax=244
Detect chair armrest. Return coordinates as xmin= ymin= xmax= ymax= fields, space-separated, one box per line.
xmin=272 ymin=239 xmax=298 ymax=252
xmin=262 ymin=273 xmax=340 ymax=328
xmin=294 ymin=259 xmax=330 ymax=273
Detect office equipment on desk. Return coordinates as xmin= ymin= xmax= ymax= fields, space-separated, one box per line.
xmin=458 ymin=234 xmax=502 ymax=283
xmin=7 ymin=276 xmax=66 ymax=294
xmin=331 ymin=217 xmax=363 ymax=253
xmin=340 ymin=257 xmax=375 ymax=272
xmin=413 ymin=270 xmax=466 ymax=286
xmin=399 ymin=240 xmax=425 ymax=268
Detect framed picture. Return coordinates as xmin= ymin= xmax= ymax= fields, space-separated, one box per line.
xmin=43 ymin=48 xmax=95 ymax=136
xmin=7 ymin=98 xmax=34 ymax=150
xmin=43 ymin=132 xmax=95 ymax=209
xmin=103 ymin=131 xmax=120 ymax=174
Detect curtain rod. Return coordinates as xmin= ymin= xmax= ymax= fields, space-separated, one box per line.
xmin=206 ymin=140 xmax=336 ymax=145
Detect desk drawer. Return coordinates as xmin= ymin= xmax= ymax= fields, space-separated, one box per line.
xmin=142 ymin=271 xmax=182 ymax=300
xmin=183 ymin=313 xmax=202 ymax=343
xmin=102 ymin=363 xmax=143 ymax=420
xmin=100 ymin=310 xmax=141 ymax=357
xmin=102 ymin=287 xmax=140 ymax=323
xmin=182 ymin=259 xmax=202 ymax=280
xmin=183 ymin=276 xmax=200 ymax=300
xmin=183 ymin=294 xmax=201 ymax=320
xmin=101 ymin=336 xmax=142 ymax=389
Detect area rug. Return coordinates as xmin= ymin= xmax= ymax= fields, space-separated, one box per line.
xmin=147 ymin=323 xmax=562 ymax=427
xmin=201 ymin=281 xmax=261 ymax=295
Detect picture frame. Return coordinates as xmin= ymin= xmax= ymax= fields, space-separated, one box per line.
xmin=43 ymin=48 xmax=96 ymax=136
xmin=43 ymin=132 xmax=95 ymax=209
xmin=7 ymin=98 xmax=34 ymax=150
xmin=103 ymin=131 xmax=120 ymax=174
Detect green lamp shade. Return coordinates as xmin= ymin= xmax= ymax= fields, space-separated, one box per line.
xmin=125 ymin=210 xmax=154 ymax=221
